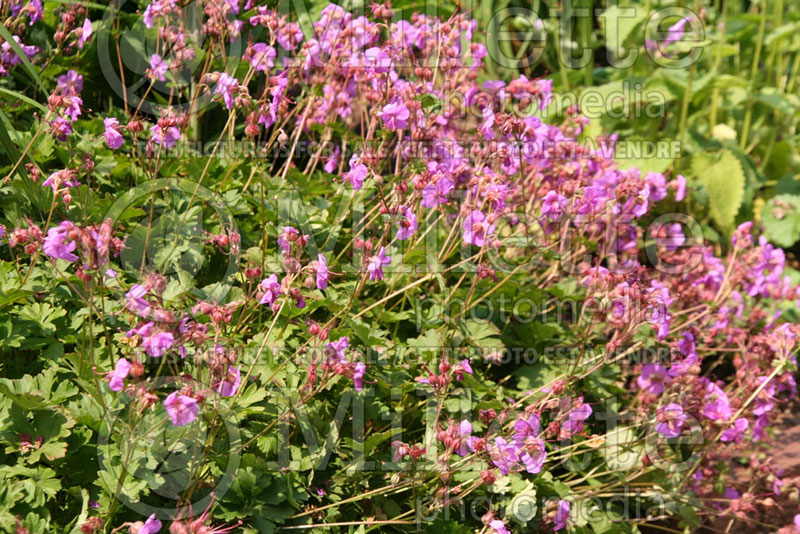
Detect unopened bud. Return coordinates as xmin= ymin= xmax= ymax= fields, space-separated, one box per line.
xmin=127 ymin=119 xmax=143 ymax=134
xmin=129 ymin=361 xmax=145 ymax=378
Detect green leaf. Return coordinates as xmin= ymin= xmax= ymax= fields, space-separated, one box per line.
xmin=421 ymin=520 xmax=472 ymax=534
xmin=766 ymin=22 xmax=800 ymax=47
xmin=599 ymin=5 xmax=647 ymax=50
xmin=0 ymin=109 xmax=22 ymax=174
xmin=508 ymin=484 xmax=538 ymax=525
xmin=14 ymin=302 xmax=67 ymax=334
xmin=0 ymin=88 xmax=48 ymax=112
xmin=602 ymin=426 xmax=644 ymax=472
xmin=461 ymin=318 xmax=503 ymax=353
xmin=691 ymin=150 xmax=745 ymax=231
xmin=67 ymin=489 xmax=91 ymax=534
xmin=0 ymin=368 xmax=78 ymax=410
xmin=572 ymin=498 xmax=602 ymax=527
xmin=407 ymin=329 xmax=441 ymax=354
xmin=0 ymin=289 xmax=33 ymax=309
xmin=415 ymin=93 xmax=444 ymax=115
xmin=616 ymin=136 xmax=675 ymax=175
xmin=761 ymin=195 xmax=800 ymax=247
xmin=514 ymin=360 xmax=562 ymax=391
xmin=754 ymin=88 xmax=799 ymax=115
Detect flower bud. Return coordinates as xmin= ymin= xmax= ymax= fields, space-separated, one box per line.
xmin=129 ymin=361 xmax=145 ymax=378
xmin=210 ymin=307 xmax=226 ymax=324
xmin=283 ymin=256 xmax=301 ymax=274
xmin=308 ymin=322 xmax=321 ymax=337
xmin=152 ymin=308 xmax=174 ymax=323
xmin=479 ymin=409 xmax=496 ymax=424
xmin=47 ymin=94 xmax=64 ymax=108
xmin=480 ymin=469 xmax=496 ymax=486
xmin=25 ymin=163 xmax=40 ymax=183
xmin=202 ymin=72 xmax=221 ymax=85
xmin=245 ymin=122 xmax=260 ymax=138
xmin=127 ymin=119 xmax=143 ymax=134
xmin=277 ymin=129 xmax=289 ymax=146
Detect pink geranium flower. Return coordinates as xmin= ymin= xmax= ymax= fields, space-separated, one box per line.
xmin=655 ymin=403 xmax=687 ymax=438
xmin=367 ymin=247 xmax=391 ymax=281
xmin=63 ymin=96 xmax=82 ymax=121
xmin=25 ymin=0 xmax=43 ymax=24
xmin=720 ymin=417 xmax=749 ymax=443
xmin=148 ymin=54 xmax=168 ymax=81
xmin=324 ymin=336 xmax=349 ymax=363
xmin=637 ymin=364 xmax=669 ymax=395
xmin=519 ymin=436 xmax=547 ymax=474
xmin=164 ymin=391 xmax=199 ymax=426
xmin=562 ymin=398 xmax=592 ymax=434
xmin=462 ymin=210 xmax=495 ymax=247
xmin=453 ymin=359 xmax=472 ymax=380
xmin=103 ymin=117 xmax=124 ymax=149
xmin=421 ymin=177 xmax=453 ymax=208
xmin=214 ymin=73 xmax=239 ymax=109
xmin=43 ymin=221 xmax=78 ymax=262
xmin=50 ymin=117 xmax=73 ymax=140
xmin=489 ymin=520 xmax=510 ymax=534
xmin=542 ymin=190 xmax=567 ymax=220
xmin=150 ymin=124 xmax=181 ymax=148
xmin=315 ymin=254 xmax=329 ymax=290
xmin=379 ymin=101 xmax=410 ymax=130
xmin=343 ymin=154 xmax=368 ymax=190
xmin=352 ymin=362 xmax=365 ymax=391
xmin=554 ymin=500 xmax=570 ymax=531
xmin=245 ymin=43 xmax=276 ymax=72
xmin=702 ymin=380 xmax=732 ymax=421
xmin=57 ymin=70 xmax=83 ymax=96
xmin=454 ymin=420 xmax=473 ymax=456
xmin=42 ymin=170 xmax=78 ymax=192
xmin=107 ymin=358 xmax=131 ymax=392
xmin=125 ymin=284 xmax=151 ymax=317
xmin=77 ymin=18 xmax=92 ymax=48
xmin=217 ymin=365 xmax=241 ymax=397
xmin=135 ymin=322 xmax=174 ymax=357
xmin=139 ymin=514 xmax=162 ymax=534
xmin=259 ymin=274 xmax=281 ymax=306
xmin=395 ymin=205 xmax=417 ymax=241
xmin=513 ymin=413 xmax=541 ymax=442
xmin=363 ymin=46 xmax=392 ymax=73
xmin=277 ymin=226 xmax=301 ymax=254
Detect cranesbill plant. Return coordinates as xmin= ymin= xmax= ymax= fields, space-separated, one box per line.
xmin=0 ymin=1 xmax=798 ymax=534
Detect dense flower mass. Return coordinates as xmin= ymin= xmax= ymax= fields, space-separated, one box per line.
xmin=0 ymin=1 xmax=799 ymax=534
